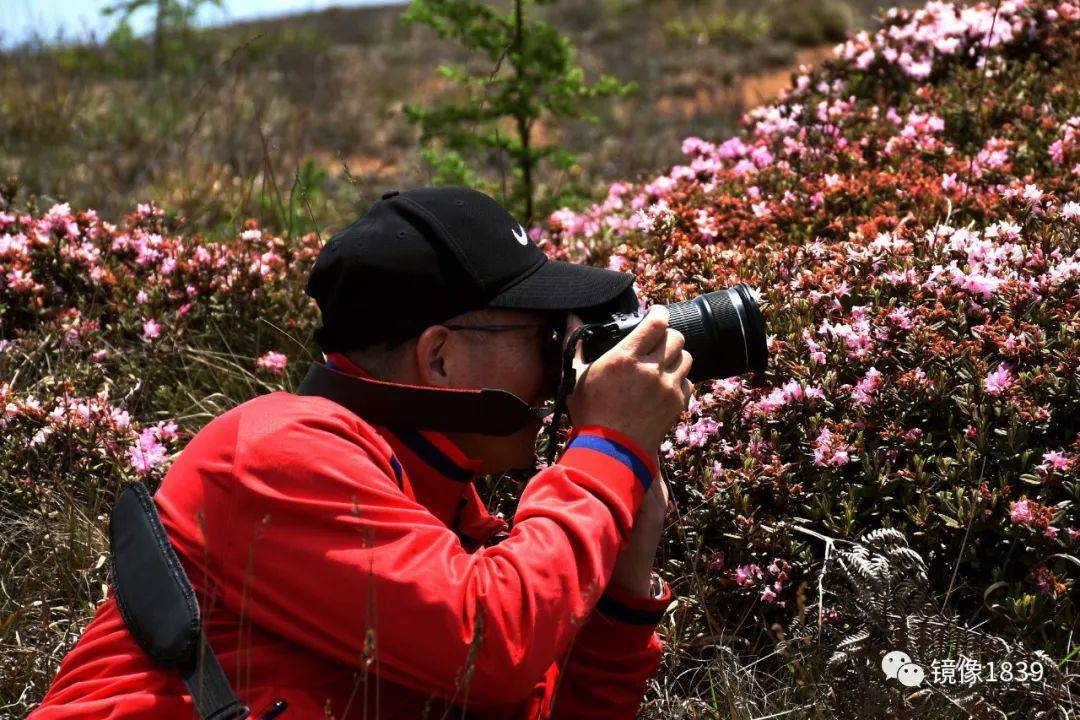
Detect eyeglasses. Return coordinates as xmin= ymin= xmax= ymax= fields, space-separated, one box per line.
xmin=442 ymin=316 xmax=566 ymax=367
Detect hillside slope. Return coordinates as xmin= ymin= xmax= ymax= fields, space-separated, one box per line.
xmin=1 ymin=0 xmax=921 ymax=227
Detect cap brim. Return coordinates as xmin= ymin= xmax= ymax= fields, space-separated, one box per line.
xmin=486 ymin=258 xmax=635 ymax=314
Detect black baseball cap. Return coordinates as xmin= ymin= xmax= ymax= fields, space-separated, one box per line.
xmin=305 ymin=186 xmax=638 ymax=353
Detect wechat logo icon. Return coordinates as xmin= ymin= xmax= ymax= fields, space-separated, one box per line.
xmin=882 ymin=650 xmax=924 ymax=687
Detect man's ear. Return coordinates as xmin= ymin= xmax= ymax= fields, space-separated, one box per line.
xmin=415 ymin=325 xmax=452 ymax=386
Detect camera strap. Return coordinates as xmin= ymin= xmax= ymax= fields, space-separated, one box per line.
xmin=540 ymin=324 xmax=591 ymax=467
xmin=294 ymin=361 xmax=552 ymax=436
xmin=110 ymin=482 xmax=249 ymax=720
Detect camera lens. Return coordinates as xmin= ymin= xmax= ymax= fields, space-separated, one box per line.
xmin=665 ymin=283 xmax=768 ymax=382
xmin=578 ymin=283 xmax=768 ymax=381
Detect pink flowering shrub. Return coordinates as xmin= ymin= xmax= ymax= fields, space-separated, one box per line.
xmin=0 ymin=198 xmax=320 ymax=514
xmin=1 ymin=193 xmax=323 ymax=707
xmin=539 ymin=0 xmax=1079 ymax=661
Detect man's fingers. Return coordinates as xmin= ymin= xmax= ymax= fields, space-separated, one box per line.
xmin=664 ymin=344 xmax=693 ymax=378
xmin=617 ymin=305 xmax=669 ymax=356
xmin=680 ymin=375 xmax=694 ymax=409
xmin=659 ymin=329 xmax=686 ymax=370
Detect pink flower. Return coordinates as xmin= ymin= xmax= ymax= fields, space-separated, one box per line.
xmin=955 ymin=271 xmax=1004 ymax=299
xmin=6 ymin=268 xmax=42 ymax=293
xmin=686 ymin=393 xmax=703 ymax=415
xmin=1061 ymin=201 xmax=1080 ymax=220
xmin=905 ymin=59 xmax=933 ymax=79
xmin=1009 ymin=499 xmax=1034 ymax=524
xmin=983 ymin=363 xmax=1015 ymax=395
xmin=694 ymin=209 xmax=719 ymax=240
xmin=128 ymin=428 xmax=167 ymax=476
xmin=674 ymin=415 xmax=722 ymax=447
xmin=803 ymin=330 xmax=827 ymax=364
xmin=154 ymin=420 xmax=179 ymax=441
xmin=734 ymin=564 xmax=762 ymax=587
xmin=745 ymin=379 xmax=807 ymax=418
xmin=746 ymin=387 xmax=786 ymax=417
xmin=142 ymin=318 xmax=161 ymax=340
xmin=887 ymin=307 xmax=913 ymax=329
xmin=1037 ymin=450 xmax=1073 ymax=473
xmin=712 ymin=377 xmax=746 ymax=397
xmin=819 ymin=311 xmax=873 ymax=360
xmin=607 ymin=254 xmax=628 ymax=272
xmin=852 ymin=367 xmax=883 ymax=405
xmin=257 ymin=351 xmax=288 ymax=375
xmin=813 ymin=427 xmax=851 ymax=467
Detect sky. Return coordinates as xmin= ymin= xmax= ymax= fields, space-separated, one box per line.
xmin=3 ymin=0 xmax=402 ymax=48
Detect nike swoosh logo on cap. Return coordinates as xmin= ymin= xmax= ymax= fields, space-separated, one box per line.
xmin=512 ymin=223 xmax=529 ymax=246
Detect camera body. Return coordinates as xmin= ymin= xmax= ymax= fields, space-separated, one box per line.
xmin=579 ymin=283 xmax=768 ymax=382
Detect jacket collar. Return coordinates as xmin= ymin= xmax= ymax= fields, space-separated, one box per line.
xmin=323 ymin=352 xmax=487 ymax=527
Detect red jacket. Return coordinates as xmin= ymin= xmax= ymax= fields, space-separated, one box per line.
xmin=31 ymin=353 xmax=673 ymax=719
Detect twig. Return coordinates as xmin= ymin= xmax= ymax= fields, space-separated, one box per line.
xmin=788 ymin=524 xmax=857 ymax=638
xmin=942 ymin=455 xmax=986 ymax=612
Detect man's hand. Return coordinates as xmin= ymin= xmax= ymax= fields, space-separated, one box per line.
xmin=566 ymin=305 xmax=693 ymax=455
xmin=608 ymin=464 xmax=670 ymax=597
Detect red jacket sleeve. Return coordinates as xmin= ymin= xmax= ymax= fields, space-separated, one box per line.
xmin=182 ymin=401 xmax=657 ymax=710
xmin=549 ymin=573 xmax=674 ymax=719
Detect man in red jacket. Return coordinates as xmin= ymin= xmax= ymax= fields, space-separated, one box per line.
xmin=32 ymin=186 xmax=692 ymax=719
